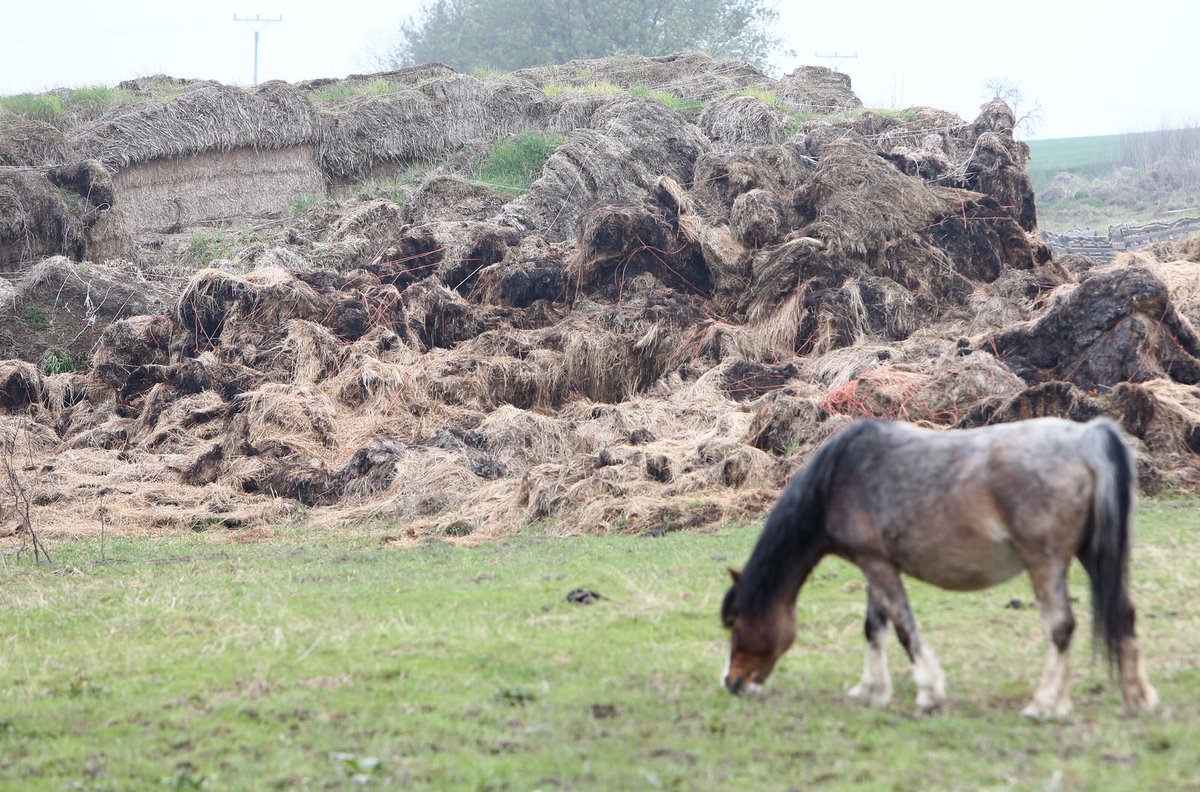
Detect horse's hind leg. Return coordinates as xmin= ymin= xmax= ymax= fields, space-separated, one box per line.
xmin=860 ymin=561 xmax=945 ymax=716
xmin=1076 ymin=546 xmax=1159 ymax=715
xmin=1022 ymin=561 xmax=1075 ymax=720
xmin=846 ymin=585 xmax=892 ymax=707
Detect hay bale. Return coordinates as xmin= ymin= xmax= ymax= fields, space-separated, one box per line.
xmin=502 ymin=97 xmax=709 ymax=242
xmin=71 ymin=80 xmax=317 ymax=169
xmin=0 ymin=119 xmax=76 ymax=166
xmin=0 ymin=169 xmax=85 ymax=267
xmin=0 ymin=257 xmax=166 ymax=368
xmin=1119 ymin=249 xmax=1200 ymax=328
xmin=317 ymin=74 xmax=550 ymax=183
xmin=986 ymin=264 xmax=1200 ymax=390
xmin=776 ymin=65 xmax=863 ymax=112
xmin=474 ymin=234 xmax=568 ymax=308
xmin=698 ymin=95 xmax=789 ymax=150
xmin=571 ymin=199 xmax=711 ymax=300
xmin=175 ymin=266 xmax=324 ymax=351
xmin=513 ymin=51 xmax=768 ymax=100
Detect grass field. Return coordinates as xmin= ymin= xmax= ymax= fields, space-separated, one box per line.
xmin=2 ymin=501 xmax=1198 ymax=790
xmin=1026 ymin=134 xmax=1127 ymax=190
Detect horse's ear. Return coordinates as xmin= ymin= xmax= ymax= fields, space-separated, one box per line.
xmin=728 ymin=567 xmax=741 ymax=584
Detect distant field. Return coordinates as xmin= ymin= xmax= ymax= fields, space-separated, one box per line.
xmin=2 ymin=502 xmax=1199 ymax=790
xmin=1026 ymin=134 xmax=1125 ymax=190
xmin=1028 ymin=128 xmax=1200 ymax=231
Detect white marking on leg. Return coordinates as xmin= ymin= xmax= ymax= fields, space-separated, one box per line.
xmin=720 ymin=655 xmax=730 ymax=690
xmin=846 ymin=639 xmax=892 ymax=707
xmin=1119 ymin=638 xmax=1159 ymax=715
xmin=1022 ymin=646 xmax=1072 ymax=720
xmin=912 ymin=644 xmax=946 ymax=715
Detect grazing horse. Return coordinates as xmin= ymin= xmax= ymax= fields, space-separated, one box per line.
xmin=720 ymin=417 xmax=1158 ymax=718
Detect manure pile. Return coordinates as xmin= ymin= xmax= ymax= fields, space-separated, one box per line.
xmin=1 ymin=54 xmax=1198 ymax=541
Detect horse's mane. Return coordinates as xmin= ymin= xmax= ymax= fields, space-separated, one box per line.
xmin=734 ymin=419 xmax=882 ymax=618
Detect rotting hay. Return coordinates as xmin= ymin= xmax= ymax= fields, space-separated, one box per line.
xmin=501 ymin=97 xmax=710 ymax=242
xmin=0 ymin=119 xmax=77 ymax=166
xmin=71 ymin=80 xmax=317 ymax=170
xmin=6 ymin=52 xmax=1200 ymax=547
xmin=985 ymin=264 xmax=1200 ymax=391
xmin=698 ymin=95 xmax=790 ymax=151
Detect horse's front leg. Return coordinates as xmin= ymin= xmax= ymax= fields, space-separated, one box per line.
xmin=846 ymin=584 xmax=892 ymax=707
xmin=861 ymin=560 xmax=946 ymax=716
xmin=1022 ymin=562 xmax=1075 ymax=720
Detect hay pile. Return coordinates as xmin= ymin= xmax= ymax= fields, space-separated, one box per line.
xmin=1 ymin=53 xmax=1198 ymax=545
xmin=0 ymin=161 xmax=125 ymax=268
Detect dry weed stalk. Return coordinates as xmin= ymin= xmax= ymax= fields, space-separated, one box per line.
xmin=0 ymin=422 xmax=51 ymax=564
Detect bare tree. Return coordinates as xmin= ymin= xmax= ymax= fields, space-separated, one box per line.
xmin=984 ymin=77 xmax=1043 ymax=138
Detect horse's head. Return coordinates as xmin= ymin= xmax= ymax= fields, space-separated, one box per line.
xmin=720 ymin=569 xmax=796 ymax=696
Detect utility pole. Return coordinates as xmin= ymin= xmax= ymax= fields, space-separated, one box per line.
xmin=233 ymin=14 xmax=282 ymax=86
xmin=814 ymin=51 xmax=858 ymax=72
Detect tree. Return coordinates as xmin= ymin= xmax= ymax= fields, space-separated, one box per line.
xmin=381 ymin=0 xmax=781 ymax=73
xmin=983 ymin=77 xmax=1043 ymax=138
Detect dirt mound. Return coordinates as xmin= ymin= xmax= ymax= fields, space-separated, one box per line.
xmin=986 ymin=264 xmax=1200 ymax=390
xmin=2 ymin=53 xmax=1198 ymax=547
xmin=0 ymin=162 xmax=125 ymax=268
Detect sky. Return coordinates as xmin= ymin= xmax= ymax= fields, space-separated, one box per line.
xmin=1 ymin=0 xmax=1196 ymax=140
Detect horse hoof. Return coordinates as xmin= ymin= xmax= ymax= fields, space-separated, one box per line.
xmin=847 ymin=683 xmax=892 ymax=708
xmin=1021 ymin=701 xmax=1071 ymax=720
xmin=913 ymin=702 xmax=942 ymax=718
xmin=1121 ymin=685 xmax=1159 ymax=716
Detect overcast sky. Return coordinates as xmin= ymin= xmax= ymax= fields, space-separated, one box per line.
xmin=1 ymin=0 xmax=1195 ymax=140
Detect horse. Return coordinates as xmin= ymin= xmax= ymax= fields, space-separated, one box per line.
xmin=719 ymin=417 xmax=1158 ymax=719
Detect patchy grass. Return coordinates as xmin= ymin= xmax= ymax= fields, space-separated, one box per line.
xmin=286 ymin=193 xmax=324 ymax=216
xmin=38 ymin=349 xmax=75 ymax=375
xmin=629 ymin=85 xmax=705 ymax=117
xmin=0 ymin=85 xmax=134 ymax=128
xmin=473 ymin=130 xmax=564 ymax=195
xmin=184 ymin=227 xmax=239 ymax=268
xmin=21 ymin=307 xmax=49 ymax=331
xmin=874 ymin=107 xmax=921 ymax=124
xmin=0 ymin=501 xmax=1196 ymax=789
xmin=307 ymin=79 xmax=414 ymax=105
xmin=540 ymin=81 xmax=623 ymax=99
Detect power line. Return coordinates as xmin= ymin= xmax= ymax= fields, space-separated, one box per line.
xmin=814 ymin=51 xmax=858 ymax=72
xmin=233 ymin=14 xmax=282 ymax=86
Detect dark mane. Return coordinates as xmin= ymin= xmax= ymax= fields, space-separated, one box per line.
xmin=734 ymin=419 xmax=881 ymax=618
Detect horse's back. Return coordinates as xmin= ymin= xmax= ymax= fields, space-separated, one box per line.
xmin=826 ymin=418 xmax=1100 ymax=591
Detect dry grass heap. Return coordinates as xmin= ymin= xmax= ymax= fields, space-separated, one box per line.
xmin=1 ymin=53 xmax=1198 ymax=545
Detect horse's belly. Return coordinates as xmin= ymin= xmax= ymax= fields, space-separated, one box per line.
xmin=900 ymin=533 xmax=1026 ymax=592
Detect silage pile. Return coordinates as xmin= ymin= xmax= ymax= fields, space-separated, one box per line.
xmin=1 ymin=54 xmax=1198 ymax=542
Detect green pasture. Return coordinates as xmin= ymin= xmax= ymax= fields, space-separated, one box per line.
xmin=1 ymin=501 xmax=1198 ymax=790
xmin=1026 ymin=134 xmax=1125 ymax=190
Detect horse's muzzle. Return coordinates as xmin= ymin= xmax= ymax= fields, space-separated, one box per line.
xmin=723 ymin=675 xmax=763 ymax=697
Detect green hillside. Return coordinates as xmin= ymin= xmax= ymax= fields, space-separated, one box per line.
xmin=1026 ymin=134 xmax=1124 ymax=191
xmin=1027 ymin=127 xmax=1200 ymax=231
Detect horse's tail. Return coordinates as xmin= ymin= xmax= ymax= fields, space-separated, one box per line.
xmin=1081 ymin=418 xmax=1136 ymax=670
